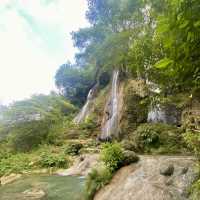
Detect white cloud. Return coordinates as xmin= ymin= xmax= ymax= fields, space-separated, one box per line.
xmin=0 ymin=0 xmax=89 ymax=105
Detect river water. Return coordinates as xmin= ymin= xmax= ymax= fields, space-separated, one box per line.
xmin=0 ymin=175 xmax=85 ymax=200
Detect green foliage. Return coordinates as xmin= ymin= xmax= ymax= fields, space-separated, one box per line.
xmin=1 ymin=93 xmax=76 ymax=125
xmin=0 ymin=144 xmax=11 ymax=161
xmin=190 ymin=178 xmax=200 ymax=200
xmin=0 ymin=153 xmax=31 ymax=176
xmin=154 ymin=0 xmax=200 ymax=88
xmin=55 ymin=63 xmax=96 ymax=106
xmin=69 ymin=0 xmax=200 ymax=97
xmin=78 ymin=116 xmax=99 ymax=139
xmin=8 ymin=120 xmax=49 ymax=152
xmin=121 ymin=140 xmax=136 ymax=151
xmin=0 ymin=94 xmax=76 ymax=152
xmin=0 ymin=145 xmax=70 ymax=177
xmin=84 ymin=168 xmax=113 ymax=200
xmin=154 ymin=58 xmax=173 ymax=69
xmin=101 ymin=143 xmax=124 ymax=173
xmin=122 ymin=150 xmax=139 ymax=165
xmin=39 ymin=152 xmax=69 ymax=168
xmin=132 ymin=123 xmax=186 ymax=154
xmin=64 ymin=142 xmax=83 ymax=156
xmin=120 ymin=80 xmax=149 ymax=137
xmin=184 ymin=131 xmax=200 ymax=157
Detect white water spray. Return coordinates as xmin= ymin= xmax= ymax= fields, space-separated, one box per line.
xmin=101 ymin=70 xmax=120 ymax=140
xmin=147 ymin=104 xmax=166 ymax=123
xmin=73 ymin=87 xmax=95 ymax=124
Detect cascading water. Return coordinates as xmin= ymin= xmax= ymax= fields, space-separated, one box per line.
xmin=73 ymin=87 xmax=95 ymax=124
xmin=148 ymin=103 xmax=181 ymax=125
xmin=100 ymin=70 xmax=120 ymax=140
xmin=147 ymin=104 xmax=166 ymax=123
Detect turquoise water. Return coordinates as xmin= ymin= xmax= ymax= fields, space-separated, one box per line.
xmin=0 ymin=175 xmax=85 ymax=200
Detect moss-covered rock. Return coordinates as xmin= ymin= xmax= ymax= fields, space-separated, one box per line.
xmin=64 ymin=142 xmax=83 ymax=156
xmin=120 ymin=79 xmax=150 ymax=138
xmin=160 ymin=163 xmax=174 ymax=176
xmin=122 ymin=150 xmax=139 ymax=165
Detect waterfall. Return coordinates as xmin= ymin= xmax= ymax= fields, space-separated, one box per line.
xmin=147 ymin=104 xmax=166 ymax=123
xmin=148 ymin=103 xmax=181 ymax=125
xmin=73 ymin=87 xmax=95 ymax=124
xmin=100 ymin=70 xmax=120 ymax=140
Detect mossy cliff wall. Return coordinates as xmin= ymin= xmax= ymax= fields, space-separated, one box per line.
xmin=119 ymin=79 xmax=150 ymax=139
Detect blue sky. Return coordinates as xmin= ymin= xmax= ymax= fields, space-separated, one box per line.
xmin=0 ymin=0 xmax=88 ymax=105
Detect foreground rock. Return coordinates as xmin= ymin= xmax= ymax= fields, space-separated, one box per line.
xmin=22 ymin=188 xmax=47 ymax=200
xmin=0 ymin=173 xmax=22 ymax=185
xmin=123 ymin=150 xmax=139 ymax=165
xmin=160 ymin=163 xmax=174 ymax=176
xmin=57 ymin=154 xmax=100 ymax=176
xmin=94 ymin=156 xmax=197 ymax=200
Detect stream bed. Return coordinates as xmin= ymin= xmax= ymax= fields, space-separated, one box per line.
xmin=0 ymin=175 xmax=85 ymax=200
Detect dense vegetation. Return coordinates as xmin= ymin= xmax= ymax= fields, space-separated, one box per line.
xmin=55 ymin=0 xmax=200 ymax=104
xmin=0 ymin=0 xmax=199 ymax=199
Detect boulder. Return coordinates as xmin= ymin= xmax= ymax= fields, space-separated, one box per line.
xmin=160 ymin=163 xmax=174 ymax=176
xmin=123 ymin=150 xmax=139 ymax=165
xmin=22 ymin=188 xmax=47 ymax=200
xmin=57 ymin=154 xmax=100 ymax=176
xmin=94 ymin=156 xmax=197 ymax=200
xmin=0 ymin=173 xmax=22 ymax=185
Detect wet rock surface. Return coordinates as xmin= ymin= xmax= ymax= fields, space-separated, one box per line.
xmin=57 ymin=154 xmax=100 ymax=176
xmin=22 ymin=188 xmax=47 ymax=200
xmin=94 ymin=156 xmax=197 ymax=200
xmin=0 ymin=173 xmax=22 ymax=185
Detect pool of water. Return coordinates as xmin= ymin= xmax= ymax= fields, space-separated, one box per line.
xmin=0 ymin=175 xmax=85 ymax=200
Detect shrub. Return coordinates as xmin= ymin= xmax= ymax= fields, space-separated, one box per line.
xmin=64 ymin=142 xmax=83 ymax=156
xmin=78 ymin=116 xmax=99 ymax=139
xmin=39 ymin=152 xmax=69 ymax=168
xmin=121 ymin=140 xmax=136 ymax=151
xmin=84 ymin=168 xmax=113 ymax=200
xmin=80 ymin=117 xmax=98 ymax=130
xmin=101 ymin=143 xmax=124 ymax=173
xmin=8 ymin=121 xmax=50 ymax=152
xmin=184 ymin=131 xmax=200 ymax=157
xmin=189 ymin=176 xmax=200 ymax=200
xmin=133 ymin=124 xmax=160 ymax=151
xmin=0 ymin=143 xmax=11 ymax=161
xmin=131 ymin=123 xmax=186 ymax=153
xmin=0 ymin=153 xmax=31 ymax=176
xmin=123 ymin=150 xmax=139 ymax=165
xmin=184 ymin=131 xmax=200 ymax=199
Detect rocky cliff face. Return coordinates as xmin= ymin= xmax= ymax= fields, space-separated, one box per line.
xmin=94 ymin=156 xmax=197 ymax=200
xmin=119 ymin=79 xmax=149 ymax=138
xmin=74 ymin=74 xmax=200 ymax=138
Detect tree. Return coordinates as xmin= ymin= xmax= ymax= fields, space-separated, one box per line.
xmin=55 ymin=63 xmax=96 ymax=106
xmin=154 ymin=0 xmax=200 ymax=89
xmin=0 ymin=94 xmax=76 ymax=151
